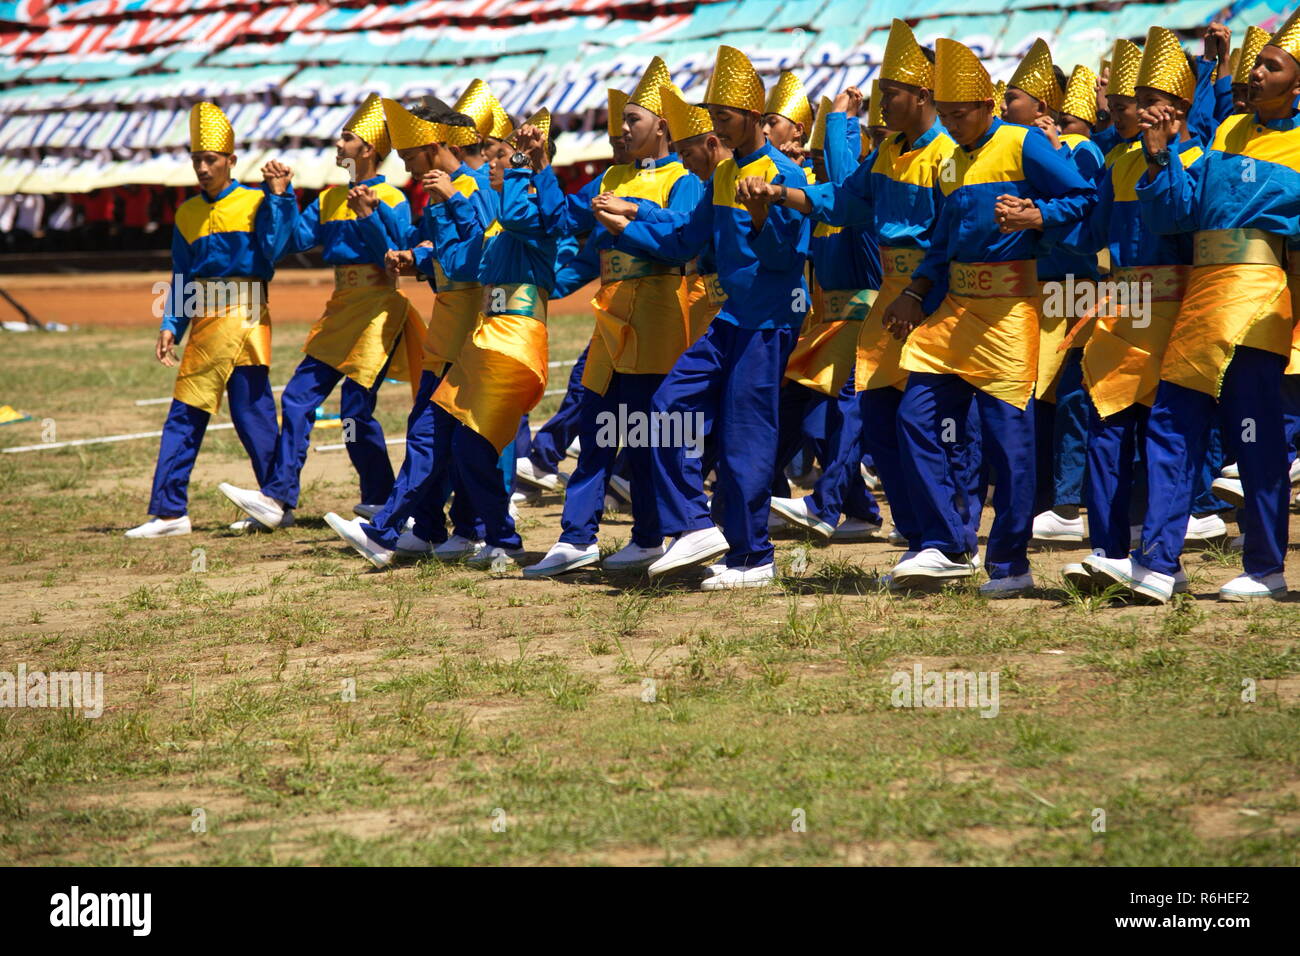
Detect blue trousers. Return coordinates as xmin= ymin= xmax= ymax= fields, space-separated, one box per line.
xmin=1282 ymin=374 xmax=1300 ymax=460
xmin=772 ymin=381 xmax=830 ymax=497
xmin=559 ymin=372 xmax=665 ymax=548
xmin=524 ymin=343 xmax=588 ymax=474
xmin=898 ymin=373 xmax=1035 ymax=578
xmin=650 ymin=320 xmax=799 ymax=569
xmin=1085 ymin=399 xmax=1147 ymax=559
xmin=262 ymin=354 xmax=395 ymax=508
xmin=148 ymin=365 xmax=278 ymax=517
xmin=1034 ymin=348 xmax=1088 ymax=512
xmin=799 ymin=370 xmax=881 ymax=526
xmin=1135 ymin=346 xmax=1288 ymax=577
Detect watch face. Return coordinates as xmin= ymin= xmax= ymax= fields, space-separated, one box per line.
xmin=510 ymin=151 xmax=530 ymax=168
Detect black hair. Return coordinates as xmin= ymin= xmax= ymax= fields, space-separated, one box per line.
xmin=410 ymin=105 xmax=443 ymax=124
xmin=1053 ymin=64 xmax=1067 ymax=93
xmin=445 ymin=111 xmax=475 ymax=129
xmin=547 ymin=136 xmax=558 ymax=162
xmin=920 ymin=46 xmax=936 ymax=64
xmin=419 ymin=94 xmax=453 ymax=114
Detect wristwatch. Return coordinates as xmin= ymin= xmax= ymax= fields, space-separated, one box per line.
xmin=1147 ymin=147 xmax=1171 ymax=168
xmin=1095 ymin=108 xmax=1110 ymax=126
xmin=509 ymin=151 xmax=530 ymax=169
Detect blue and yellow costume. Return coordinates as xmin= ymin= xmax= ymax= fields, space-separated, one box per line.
xmin=146 ymin=103 xmax=296 ymax=519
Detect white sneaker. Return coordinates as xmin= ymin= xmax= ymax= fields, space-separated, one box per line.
xmin=647 ymin=526 xmax=730 ymax=578
xmin=467 ymin=545 xmax=525 ymax=569
xmin=602 ymin=541 xmax=666 ymax=572
xmin=229 ymin=509 xmax=295 ymax=533
xmin=511 ymin=488 xmax=541 ymax=506
xmin=1210 ymin=477 xmax=1244 ymax=507
xmin=979 ymin=572 xmax=1034 ymax=597
xmin=1219 ymin=572 xmax=1286 ymax=602
xmin=607 ymin=474 xmax=633 ymax=507
xmin=831 ymin=517 xmax=885 ymax=542
xmin=970 ymin=548 xmax=983 ymax=570
xmin=515 ymin=457 xmax=566 ymax=492
xmin=566 ymin=436 xmax=581 ymax=459
xmin=700 ymin=562 xmax=775 ymax=591
xmin=395 ymin=531 xmax=432 ymax=556
xmin=887 ymin=547 xmax=974 ymax=589
xmin=523 ymin=541 xmax=600 ymax=577
xmin=880 ymin=550 xmax=919 ymax=589
xmin=324 ymin=511 xmax=393 ymax=570
xmin=1292 ymin=458 xmax=1300 ymax=485
xmin=1220 ymin=462 xmax=1239 ymax=479
xmin=861 ymin=464 xmax=882 ymax=491
xmin=434 ymin=534 xmax=484 ymax=561
xmin=1185 ymin=513 xmax=1227 ymax=543
xmin=1062 ymin=557 xmax=1098 ymax=592
xmin=219 ymin=482 xmax=285 ymax=529
xmin=887 ymin=526 xmax=907 ymax=547
xmin=768 ymin=496 xmax=834 ymax=538
xmin=353 ymin=502 xmax=384 ymax=520
xmin=509 ymin=499 xmax=520 ymax=522
xmin=124 ymin=516 xmax=192 ymax=539
xmin=1032 ymin=509 xmax=1085 ymax=542
xmin=1081 ymin=554 xmax=1174 ymax=603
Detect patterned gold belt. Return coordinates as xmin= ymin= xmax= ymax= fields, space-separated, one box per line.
xmin=484 ymin=282 xmax=548 ymax=322
xmin=1193 ymin=229 xmax=1284 ymax=267
xmin=820 ymin=288 xmax=877 ymax=321
xmin=702 ymin=273 xmax=727 ymax=305
xmin=334 ymin=263 xmax=393 ymax=289
xmin=948 ymin=260 xmax=1038 ymax=298
xmin=599 ymin=249 xmax=682 ymax=285
xmin=1109 ymin=265 xmax=1190 ymax=301
xmin=879 ymin=245 xmax=925 ymax=277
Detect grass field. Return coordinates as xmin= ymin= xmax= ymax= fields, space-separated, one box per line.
xmin=2 ymin=285 xmax=1299 ymax=866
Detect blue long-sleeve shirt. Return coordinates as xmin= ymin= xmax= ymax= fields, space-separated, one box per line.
xmin=161 ymin=180 xmax=297 ymax=339
xmin=411 ymin=164 xmax=493 ymax=286
xmin=616 ymin=140 xmax=810 ymax=329
xmin=914 ymin=118 xmax=1095 ymax=286
xmin=809 ymin=111 xmax=881 ymax=293
xmin=1038 ymin=133 xmax=1105 ymax=282
xmin=1188 ymin=57 xmax=1226 ymax=146
xmin=479 ymin=167 xmax=560 ymax=295
xmin=1135 ymin=112 xmax=1300 ymax=239
xmin=286 ymin=174 xmax=411 ymax=267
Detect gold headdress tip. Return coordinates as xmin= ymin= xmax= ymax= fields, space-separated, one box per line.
xmin=509 ymin=108 xmax=550 ymax=144
xmin=1236 ymin=25 xmax=1273 ymax=84
xmin=1269 ymin=7 xmax=1300 ymax=65
xmin=1060 ymin=64 xmax=1099 ymax=124
xmin=629 ymin=55 xmax=678 ymax=118
xmin=808 ymin=95 xmax=832 ymax=151
xmin=703 ymin=44 xmax=765 ymax=114
xmin=881 ymin=17 xmax=934 ymax=89
xmin=660 ymin=84 xmax=713 ymax=143
xmin=441 ymin=122 xmax=481 ymax=148
xmin=343 ymin=92 xmax=391 ymax=159
xmin=381 ymin=97 xmax=439 ymax=152
xmin=189 ymin=101 xmax=234 ymax=154
xmin=607 ymin=88 xmax=629 ymax=138
xmin=1109 ymin=39 xmax=1143 ymax=98
xmin=763 ymin=70 xmax=813 ymax=138
xmin=868 ymin=79 xmax=886 ymax=129
xmin=1009 ymin=38 xmax=1062 ymax=112
xmin=1136 ymin=26 xmax=1195 ymax=104
xmin=453 ymin=79 xmax=498 ymax=138
xmin=934 ymin=38 xmax=993 ymax=103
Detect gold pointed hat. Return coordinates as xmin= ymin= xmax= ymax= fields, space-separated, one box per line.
xmin=343 ymin=92 xmax=391 ymax=158
xmin=189 ymin=101 xmax=234 ymax=154
xmin=1060 ymin=64 xmax=1098 ymax=124
xmin=808 ymin=95 xmax=831 ymax=151
xmin=607 ymin=88 xmax=629 ymax=138
xmin=440 ymin=120 xmax=481 ymax=148
xmin=994 ymin=78 xmax=1008 ymax=104
xmin=1009 ymin=38 xmax=1062 ymax=111
xmin=661 ymin=84 xmax=712 ymax=143
xmin=488 ymin=98 xmax=515 ymax=141
xmin=1108 ymin=38 xmax=1142 ymax=98
xmin=881 ymin=18 xmax=933 ymax=89
xmin=629 ymin=56 xmax=680 ymax=118
xmin=934 ymin=38 xmax=993 ymax=103
xmin=506 ymin=108 xmax=550 ymax=144
xmin=1269 ymin=7 xmax=1300 ymax=64
xmin=381 ymin=98 xmax=439 ymax=151
xmin=1136 ymin=26 xmax=1195 ymax=103
xmin=454 ymin=79 xmax=499 ymax=138
xmin=703 ymin=44 xmax=765 ymax=114
xmin=1235 ymin=24 xmax=1273 ymax=85
xmin=763 ymin=70 xmax=813 ymax=137
xmin=868 ymin=79 xmax=886 ymax=128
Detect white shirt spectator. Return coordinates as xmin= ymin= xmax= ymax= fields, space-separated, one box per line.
xmin=0 ymin=194 xmax=15 ymax=233
xmin=15 ymin=193 xmax=45 ymax=234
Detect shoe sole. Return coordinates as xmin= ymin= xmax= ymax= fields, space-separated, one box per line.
xmin=647 ymin=540 xmax=730 ymax=578
xmin=768 ymin=500 xmax=834 ymax=539
xmin=325 ymin=514 xmax=391 ymax=570
xmin=1211 ymin=483 xmax=1246 ymax=508
xmin=602 ymin=556 xmax=664 ymax=572
xmin=981 ymin=586 xmax=1033 ymax=598
xmin=1033 ymin=531 xmax=1085 ymax=542
xmin=701 ymin=576 xmax=774 ymax=591
xmin=515 ymin=472 xmax=560 ymax=492
xmin=126 ymin=526 xmax=190 ymax=539
xmin=523 ymin=554 xmax=600 ymax=577
xmin=1218 ymin=588 xmax=1285 ymax=603
xmin=888 ymin=569 xmax=973 ymax=591
xmin=1082 ymin=560 xmax=1170 ymax=604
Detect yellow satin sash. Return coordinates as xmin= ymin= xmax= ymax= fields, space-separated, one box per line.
xmin=858 ymin=246 xmax=923 ymax=392
xmin=1285 ymin=254 xmax=1300 ymax=375
xmin=901 ymin=260 xmax=1041 ymax=409
xmin=432 ymin=283 xmax=549 ymax=454
xmin=302 ymin=264 xmax=425 ymax=395
xmin=1160 ymin=231 xmax=1292 ymax=397
xmin=173 ymin=277 xmax=271 ymax=415
xmin=424 ymin=282 xmax=483 ymax=373
xmin=1081 ymin=266 xmax=1189 ymax=417
xmin=785 ymin=288 xmax=876 ymax=395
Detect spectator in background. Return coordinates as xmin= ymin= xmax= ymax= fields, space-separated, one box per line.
xmin=121 ymin=184 xmax=151 ymax=249
xmin=14 ymin=192 xmax=45 ymax=253
xmin=82 ymin=188 xmax=114 ymax=249
xmin=46 ymin=193 xmax=76 ymax=252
